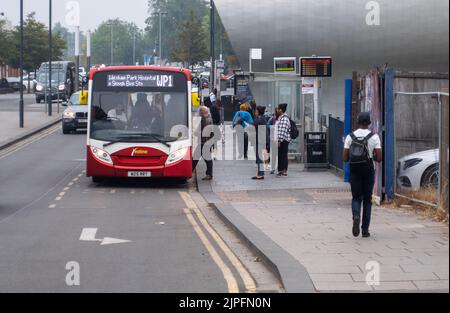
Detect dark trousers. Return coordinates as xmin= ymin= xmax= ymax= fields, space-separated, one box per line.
xmin=256 ymin=144 xmax=265 ymax=177
xmin=192 ymin=144 xmax=213 ymax=177
xmin=350 ymin=167 xmax=375 ymax=231
xmin=278 ymin=141 xmax=289 ymax=173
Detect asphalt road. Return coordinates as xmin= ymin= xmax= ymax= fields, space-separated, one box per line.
xmin=0 ymin=127 xmax=250 ymax=293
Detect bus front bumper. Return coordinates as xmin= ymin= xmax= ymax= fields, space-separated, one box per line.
xmin=86 ymin=147 xmax=193 ymax=179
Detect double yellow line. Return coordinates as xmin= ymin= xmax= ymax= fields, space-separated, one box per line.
xmin=179 ymin=191 xmax=257 ymax=294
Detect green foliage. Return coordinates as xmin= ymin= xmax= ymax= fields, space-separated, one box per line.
xmin=6 ymin=13 xmax=66 ymax=71
xmin=91 ymin=19 xmax=148 ymax=66
xmin=146 ymin=0 xmax=239 ymax=68
xmin=172 ymin=11 xmax=208 ymax=67
xmin=0 ymin=20 xmax=14 ymax=64
xmin=145 ymin=0 xmax=209 ymax=60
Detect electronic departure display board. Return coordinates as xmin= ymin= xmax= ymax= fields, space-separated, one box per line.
xmin=300 ymin=57 xmax=333 ymax=77
xmin=274 ymin=57 xmax=297 ymax=74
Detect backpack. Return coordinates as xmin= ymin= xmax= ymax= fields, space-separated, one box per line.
xmin=349 ymin=132 xmax=375 ymax=165
xmin=289 ymin=118 xmax=299 ymax=140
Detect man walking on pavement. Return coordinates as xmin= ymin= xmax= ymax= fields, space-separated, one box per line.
xmin=193 ymin=106 xmax=214 ymax=181
xmin=343 ymin=112 xmax=382 ymax=238
xmin=276 ymin=103 xmax=292 ymax=177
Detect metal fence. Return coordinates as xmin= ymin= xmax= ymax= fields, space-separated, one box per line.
xmin=393 ymin=74 xmax=449 ymax=213
xmin=328 ymin=116 xmax=344 ymax=170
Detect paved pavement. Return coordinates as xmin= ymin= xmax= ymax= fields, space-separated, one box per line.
xmin=196 ymin=128 xmax=449 ymax=293
xmin=0 ymin=94 xmax=63 ymax=149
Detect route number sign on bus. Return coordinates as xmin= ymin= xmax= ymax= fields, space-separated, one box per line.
xmin=300 ymin=57 xmax=333 ymax=77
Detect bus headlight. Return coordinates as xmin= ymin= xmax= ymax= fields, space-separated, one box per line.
xmin=166 ymin=147 xmax=189 ymax=165
xmin=90 ymin=147 xmax=113 ymax=164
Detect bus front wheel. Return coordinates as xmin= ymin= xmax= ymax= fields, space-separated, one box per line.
xmin=92 ymin=176 xmax=103 ymax=183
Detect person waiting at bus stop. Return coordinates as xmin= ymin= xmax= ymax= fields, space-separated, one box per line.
xmin=276 ymin=103 xmax=292 ymax=177
xmin=193 ymin=106 xmax=214 ymax=181
xmin=232 ymin=104 xmax=254 ymax=159
xmin=343 ymin=112 xmax=382 ymax=238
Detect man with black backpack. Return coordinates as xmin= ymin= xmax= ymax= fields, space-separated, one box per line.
xmin=343 ymin=112 xmax=382 ymax=238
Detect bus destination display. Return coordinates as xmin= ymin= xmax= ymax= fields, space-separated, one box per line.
xmin=300 ymin=57 xmax=332 ymax=77
xmin=107 ymin=74 xmax=174 ymax=88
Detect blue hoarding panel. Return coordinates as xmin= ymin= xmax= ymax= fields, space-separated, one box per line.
xmin=344 ymin=79 xmax=352 ymax=183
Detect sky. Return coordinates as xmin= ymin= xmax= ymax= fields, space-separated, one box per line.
xmin=0 ymin=0 xmax=150 ymax=31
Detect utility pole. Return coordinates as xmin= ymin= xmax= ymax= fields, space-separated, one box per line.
xmin=19 ymin=0 xmax=24 ymax=128
xmin=48 ymin=0 xmax=52 ymax=117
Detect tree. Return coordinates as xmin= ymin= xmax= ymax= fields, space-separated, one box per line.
xmin=7 ymin=13 xmax=66 ymax=72
xmin=172 ymin=11 xmax=208 ymax=68
xmin=92 ymin=19 xmax=147 ymax=66
xmin=145 ymin=0 xmax=209 ymax=61
xmin=0 ymin=19 xmax=14 ymax=64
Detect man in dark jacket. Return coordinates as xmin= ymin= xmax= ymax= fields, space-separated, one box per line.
xmin=210 ymin=99 xmax=222 ymax=126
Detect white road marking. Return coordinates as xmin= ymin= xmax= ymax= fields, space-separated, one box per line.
xmin=79 ymin=228 xmax=101 ymax=242
xmin=79 ymin=228 xmax=131 ymax=245
xmin=48 ymin=204 xmax=56 ymax=209
xmin=101 ymin=237 xmax=131 ymax=245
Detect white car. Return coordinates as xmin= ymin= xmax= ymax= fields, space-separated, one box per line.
xmin=397 ymin=149 xmax=439 ymax=190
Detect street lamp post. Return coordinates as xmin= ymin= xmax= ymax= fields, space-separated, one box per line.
xmin=133 ymin=30 xmax=136 ymax=65
xmin=75 ymin=26 xmax=80 ymax=92
xmin=19 ymin=1 xmax=24 ymax=128
xmin=48 ymin=0 xmax=52 ymax=117
xmin=106 ymin=22 xmax=114 ymax=66
xmin=152 ymin=11 xmax=168 ymax=64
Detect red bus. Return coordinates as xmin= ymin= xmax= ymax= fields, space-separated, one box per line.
xmin=86 ymin=66 xmax=193 ymax=182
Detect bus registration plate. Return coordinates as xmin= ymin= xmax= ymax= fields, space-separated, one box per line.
xmin=128 ymin=171 xmax=152 ymax=178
